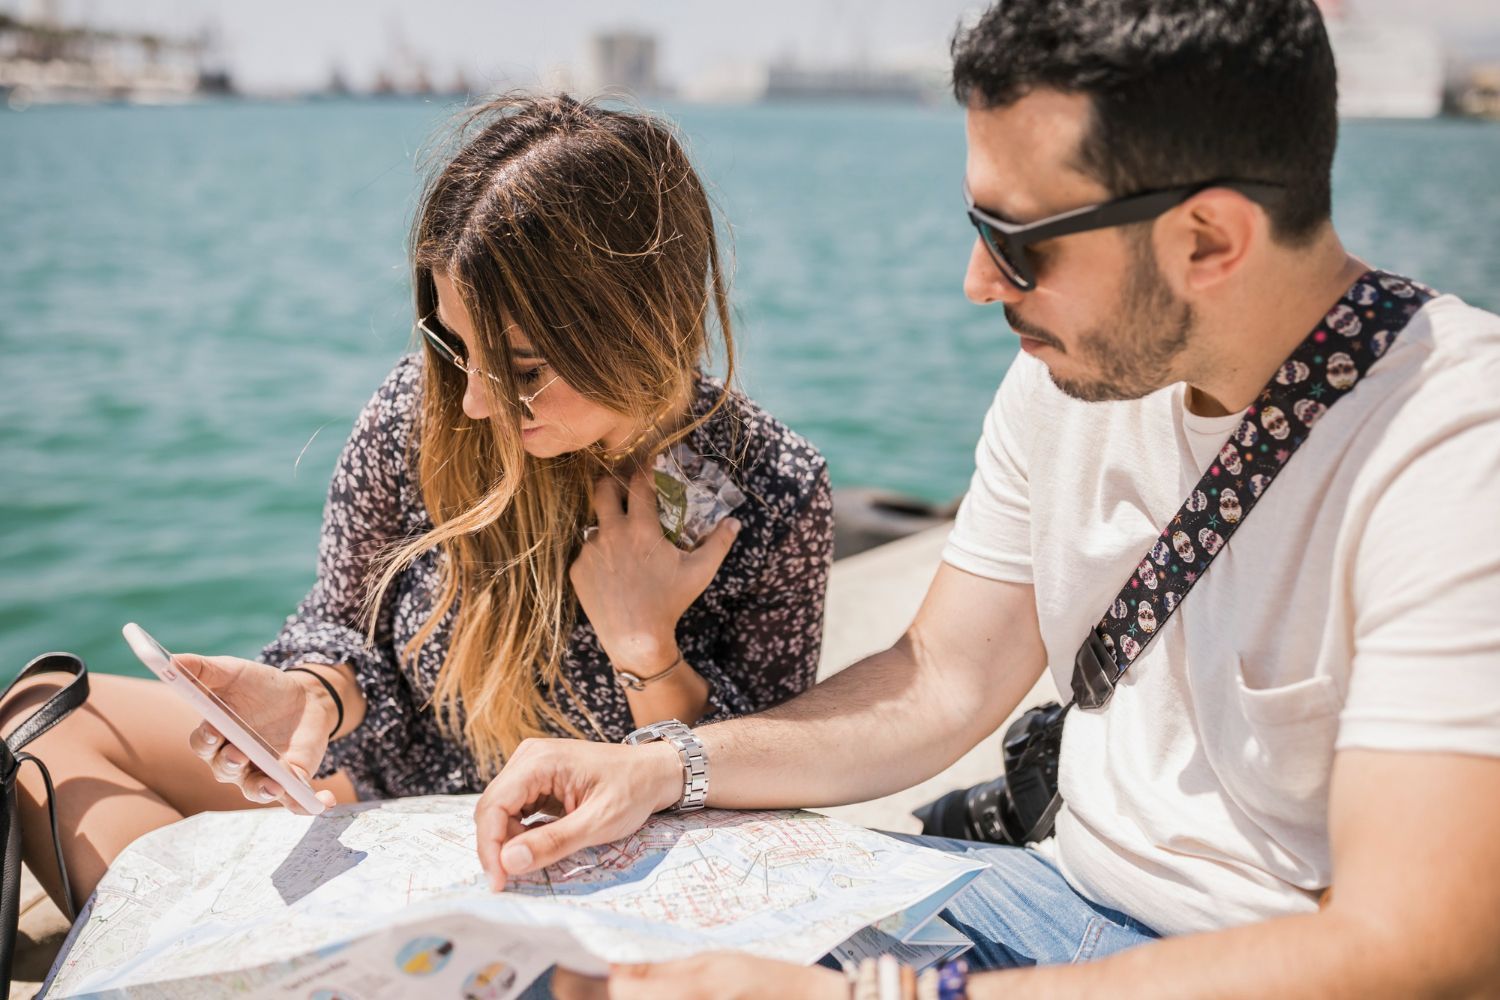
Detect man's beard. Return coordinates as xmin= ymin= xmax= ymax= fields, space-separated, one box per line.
xmin=1008 ymin=243 xmax=1195 ymax=403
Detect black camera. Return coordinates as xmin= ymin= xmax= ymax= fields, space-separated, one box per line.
xmin=912 ymin=701 xmax=1067 ymax=846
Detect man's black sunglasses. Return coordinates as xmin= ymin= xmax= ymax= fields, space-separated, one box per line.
xmin=965 ymin=179 xmax=1286 ymax=291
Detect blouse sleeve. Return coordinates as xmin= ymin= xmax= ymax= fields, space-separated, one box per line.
xmin=694 ymin=462 xmax=834 ymax=722
xmin=259 ymin=357 xmax=423 ymax=789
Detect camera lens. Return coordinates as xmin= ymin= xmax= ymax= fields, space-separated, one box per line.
xmin=913 ymin=702 xmax=1067 ymax=847
xmin=962 ymin=777 xmax=1018 ymax=844
xmin=912 ymin=776 xmax=1019 ymax=845
xmin=911 ymin=785 xmax=972 ymax=840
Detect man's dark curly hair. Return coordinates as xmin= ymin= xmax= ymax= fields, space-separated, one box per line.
xmin=952 ymin=0 xmax=1337 ymax=243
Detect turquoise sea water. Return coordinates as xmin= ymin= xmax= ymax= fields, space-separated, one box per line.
xmin=2 ymin=100 xmax=1498 ymax=680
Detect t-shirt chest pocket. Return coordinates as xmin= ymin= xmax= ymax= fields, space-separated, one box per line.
xmin=1210 ymin=656 xmax=1343 ymax=828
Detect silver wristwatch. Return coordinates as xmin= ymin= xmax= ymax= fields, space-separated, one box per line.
xmin=623 ymin=719 xmax=708 ymax=813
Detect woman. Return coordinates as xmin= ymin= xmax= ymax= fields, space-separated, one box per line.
xmin=3 ymin=94 xmax=833 ymax=912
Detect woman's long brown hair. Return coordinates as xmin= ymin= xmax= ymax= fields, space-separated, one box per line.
xmin=367 ymin=94 xmax=736 ymax=776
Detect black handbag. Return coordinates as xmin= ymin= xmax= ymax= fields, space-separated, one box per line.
xmin=0 ymin=653 xmax=89 ymax=1000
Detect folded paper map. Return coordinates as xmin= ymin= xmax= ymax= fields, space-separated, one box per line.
xmin=45 ymin=796 xmax=982 ymax=998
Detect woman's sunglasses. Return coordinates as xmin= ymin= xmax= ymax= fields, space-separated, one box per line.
xmin=965 ymin=179 xmax=1286 ymax=291
xmin=416 ymin=312 xmax=559 ymax=420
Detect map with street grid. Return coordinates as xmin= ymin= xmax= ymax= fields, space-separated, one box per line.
xmin=45 ymin=795 xmax=982 ymax=998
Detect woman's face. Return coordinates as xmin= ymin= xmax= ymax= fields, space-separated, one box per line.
xmin=432 ymin=272 xmax=639 ymax=459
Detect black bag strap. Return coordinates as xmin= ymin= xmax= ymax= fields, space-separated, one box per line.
xmin=1069 ymin=270 xmax=1437 ymax=710
xmin=0 ymin=650 xmax=90 ymax=1000
xmin=1 ymin=654 xmax=90 ymax=767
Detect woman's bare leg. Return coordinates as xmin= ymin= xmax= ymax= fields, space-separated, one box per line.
xmin=0 ymin=673 xmax=357 ymax=913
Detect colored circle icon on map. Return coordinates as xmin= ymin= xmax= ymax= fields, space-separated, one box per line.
xmin=462 ymin=961 xmax=518 ymax=999
xmin=395 ymin=935 xmax=455 ymax=976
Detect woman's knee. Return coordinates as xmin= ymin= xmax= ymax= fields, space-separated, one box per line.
xmin=0 ymin=673 xmax=73 ymax=738
xmin=3 ymin=674 xmax=155 ymax=764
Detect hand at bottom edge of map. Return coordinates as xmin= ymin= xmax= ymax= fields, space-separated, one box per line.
xmin=551 ymin=952 xmax=846 ymax=1000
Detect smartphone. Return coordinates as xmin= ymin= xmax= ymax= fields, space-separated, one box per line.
xmin=121 ymin=623 xmax=326 ymax=816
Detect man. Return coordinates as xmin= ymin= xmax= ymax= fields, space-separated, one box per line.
xmin=476 ymin=1 xmax=1500 ymax=995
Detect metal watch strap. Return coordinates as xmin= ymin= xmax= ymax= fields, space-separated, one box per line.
xmin=622 ymin=719 xmax=708 ymax=813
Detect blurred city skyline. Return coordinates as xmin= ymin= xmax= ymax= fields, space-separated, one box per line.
xmin=5 ymin=0 xmax=1499 ymax=98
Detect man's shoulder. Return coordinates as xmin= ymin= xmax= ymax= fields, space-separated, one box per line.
xmin=1368 ymin=293 xmax=1500 ymax=436
xmin=1404 ymin=292 xmax=1500 ymax=377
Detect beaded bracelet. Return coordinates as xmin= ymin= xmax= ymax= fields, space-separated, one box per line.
xmin=846 ymin=958 xmax=967 ymax=1000
xmin=285 ymin=667 xmax=344 ymax=740
xmin=848 ymin=957 xmax=879 ymax=1000
xmin=879 ymin=956 xmax=902 ymax=1000
xmin=936 ymin=958 xmax=970 ymax=1000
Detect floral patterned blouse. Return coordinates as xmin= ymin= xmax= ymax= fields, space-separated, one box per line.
xmin=260 ymin=356 xmax=834 ymax=799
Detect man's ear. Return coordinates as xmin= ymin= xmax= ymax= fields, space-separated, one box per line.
xmin=1157 ymin=187 xmax=1265 ymax=295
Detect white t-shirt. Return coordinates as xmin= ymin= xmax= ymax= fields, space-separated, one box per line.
xmin=942 ymin=292 xmax=1500 ymax=937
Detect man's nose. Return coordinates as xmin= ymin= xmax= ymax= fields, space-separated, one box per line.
xmin=963 ymin=238 xmax=1027 ymax=307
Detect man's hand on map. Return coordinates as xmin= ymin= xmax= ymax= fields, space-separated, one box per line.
xmin=551 ymin=954 xmax=845 ymax=1000
xmin=475 ymin=736 xmax=682 ymax=890
xmin=178 ymin=653 xmax=338 ymax=814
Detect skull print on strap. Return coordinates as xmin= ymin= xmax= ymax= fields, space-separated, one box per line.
xmin=1071 ymin=270 xmax=1437 ymax=711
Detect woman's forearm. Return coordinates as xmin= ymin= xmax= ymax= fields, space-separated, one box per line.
xmin=616 ymin=651 xmax=711 ymax=727
xmin=291 ymin=661 xmax=368 ymax=739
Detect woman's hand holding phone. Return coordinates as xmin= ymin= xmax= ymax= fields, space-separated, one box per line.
xmin=174 ymin=654 xmax=340 ymax=813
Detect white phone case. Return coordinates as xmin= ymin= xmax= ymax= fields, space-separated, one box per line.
xmin=121 ymin=623 xmax=326 ymax=815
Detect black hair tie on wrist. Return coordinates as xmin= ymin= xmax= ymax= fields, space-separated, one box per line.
xmin=285 ymin=667 xmax=344 ymax=740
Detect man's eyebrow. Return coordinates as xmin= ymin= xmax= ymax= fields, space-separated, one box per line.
xmin=967 ymin=181 xmax=1024 ymax=225
xmin=982 ymin=201 xmax=1024 ymax=225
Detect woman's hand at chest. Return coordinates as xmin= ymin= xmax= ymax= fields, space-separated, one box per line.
xmin=569 ymin=468 xmax=741 ymax=725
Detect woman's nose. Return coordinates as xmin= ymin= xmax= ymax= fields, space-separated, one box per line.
xmin=461 ymin=375 xmax=494 ymax=421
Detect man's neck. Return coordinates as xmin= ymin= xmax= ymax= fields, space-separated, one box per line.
xmin=1184 ymin=237 xmax=1367 ymax=418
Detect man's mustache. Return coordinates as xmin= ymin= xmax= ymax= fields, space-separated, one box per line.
xmin=1004 ymin=307 xmax=1065 ymax=351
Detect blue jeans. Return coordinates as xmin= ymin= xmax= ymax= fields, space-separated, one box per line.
xmin=891 ymin=833 xmax=1160 ymax=969
xmin=523 ymin=833 xmax=1159 ymax=996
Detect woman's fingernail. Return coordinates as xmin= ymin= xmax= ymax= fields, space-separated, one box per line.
xmin=254 ymin=787 xmax=276 ymax=802
xmin=224 ymin=759 xmax=244 ymax=774
xmin=201 ymin=731 xmax=219 ymax=746
xmin=502 ymin=842 xmax=533 ymax=873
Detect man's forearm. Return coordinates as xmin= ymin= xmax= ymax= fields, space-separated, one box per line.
xmin=971 ymin=905 xmax=1495 ymax=1000
xmin=696 ymin=584 xmax=1048 ymax=810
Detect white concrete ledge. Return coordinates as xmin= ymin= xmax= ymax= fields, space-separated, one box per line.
xmin=812 ymin=523 xmax=1059 ymax=833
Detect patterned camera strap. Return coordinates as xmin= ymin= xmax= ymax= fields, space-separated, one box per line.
xmin=1070 ymin=270 xmax=1437 ymax=710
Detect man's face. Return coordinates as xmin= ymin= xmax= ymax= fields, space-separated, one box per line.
xmin=963 ymin=90 xmax=1195 ymax=402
